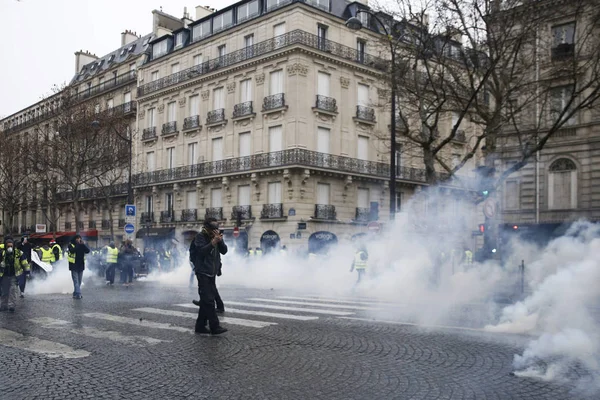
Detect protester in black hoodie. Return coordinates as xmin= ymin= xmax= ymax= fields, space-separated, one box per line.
xmin=68 ymin=235 xmax=90 ymax=299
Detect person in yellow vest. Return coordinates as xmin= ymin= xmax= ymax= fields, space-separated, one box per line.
xmin=308 ymin=252 xmax=317 ymax=262
xmin=38 ymin=243 xmax=55 ymax=265
xmin=68 ymin=235 xmax=90 ymax=299
xmin=255 ymin=247 xmax=263 ymax=257
xmin=102 ymin=242 xmax=119 ymax=286
xmin=49 ymin=240 xmax=62 ymax=264
xmin=279 ymin=245 xmax=287 ymax=256
xmin=0 ymin=238 xmax=30 ymax=312
xmin=463 ymin=246 xmax=473 ymax=269
xmin=350 ymin=247 xmax=368 ymax=283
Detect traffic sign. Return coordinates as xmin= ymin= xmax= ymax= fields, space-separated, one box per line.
xmin=125 ymin=205 xmax=136 ymax=217
xmin=232 ymin=226 xmax=240 ymax=238
xmin=367 ymin=221 xmax=381 ymax=233
xmin=483 ymin=199 xmax=496 ymax=218
xmin=124 ymin=223 xmax=135 ymax=234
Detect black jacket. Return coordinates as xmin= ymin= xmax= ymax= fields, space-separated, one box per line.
xmin=193 ymin=229 xmax=227 ymax=277
xmin=17 ymin=241 xmax=33 ymax=262
xmin=68 ymin=241 xmax=90 ymax=271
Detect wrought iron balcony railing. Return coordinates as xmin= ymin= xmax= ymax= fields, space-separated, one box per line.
xmin=355 ymin=207 xmax=370 ymax=222
xmin=101 ymin=220 xmax=111 ymax=229
xmin=207 ymin=109 xmax=225 ymax=125
xmin=75 ymin=71 xmax=137 ymax=102
xmin=315 ymin=95 xmax=337 ymax=113
xmin=314 ymin=204 xmax=336 ymax=220
xmin=261 ymin=203 xmax=283 ymax=219
xmin=137 ymin=30 xmax=386 ymax=97
xmin=105 ymin=101 xmax=137 ymax=117
xmin=551 ymin=43 xmax=575 ymax=61
xmin=205 ymin=207 xmax=223 ymax=221
xmin=55 ymin=183 xmax=128 ymax=202
xmin=263 ymin=93 xmax=285 ymax=111
xmin=89 ymin=221 xmax=96 ymax=229
xmin=356 ymin=105 xmax=375 ymax=122
xmin=142 ymin=127 xmax=157 ymax=141
xmin=183 ymin=115 xmax=201 ymax=130
xmin=141 ymin=212 xmax=154 ymax=223
xmin=65 ymin=222 xmax=72 ymax=230
xmin=232 ymin=205 xmax=252 ymax=220
xmin=118 ymin=219 xmax=126 ymax=228
xmin=181 ymin=209 xmax=197 ymax=222
xmin=162 ymin=121 xmax=177 ymax=135
xmin=233 ymin=101 xmax=253 ymax=118
xmin=160 ymin=211 xmax=175 ymax=223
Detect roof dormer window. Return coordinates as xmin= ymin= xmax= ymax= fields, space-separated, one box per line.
xmin=108 ymin=54 xmax=115 ymax=63
xmin=152 ymin=39 xmax=169 ymax=59
xmin=128 ymin=44 xmax=136 ymax=52
xmin=120 ymin=48 xmax=127 ymax=56
xmin=175 ymin=32 xmax=184 ymax=48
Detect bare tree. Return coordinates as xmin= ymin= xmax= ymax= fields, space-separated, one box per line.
xmin=0 ymin=135 xmax=31 ymax=235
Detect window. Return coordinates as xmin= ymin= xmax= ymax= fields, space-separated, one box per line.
xmin=357 ymin=39 xmax=366 ymax=63
xmin=213 ymin=10 xmax=233 ymax=32
xmin=358 ymin=10 xmax=369 ymax=26
xmin=357 ymin=188 xmax=369 ymax=208
xmin=165 ymin=193 xmax=174 ymax=213
xmin=317 ymin=72 xmax=330 ymax=97
xmin=213 ymin=87 xmax=225 ymax=110
xmin=212 ymin=137 xmax=223 ymax=161
xmin=552 ymin=22 xmax=576 ymax=47
xmin=147 ymin=107 xmax=156 ymax=127
xmin=396 ymin=192 xmax=403 ymax=212
xmin=358 ymin=83 xmax=369 ymax=106
xmin=357 ymin=136 xmax=369 ymax=160
xmin=124 ymin=92 xmax=131 ymax=104
xmin=273 ymin=23 xmax=286 ymax=49
xmin=166 ymin=147 xmax=175 ymax=168
xmin=106 ymin=98 xmax=114 ymax=109
xmin=240 ymin=79 xmax=252 ymax=103
xmin=317 ymin=183 xmax=330 ymax=205
xmin=146 ymin=151 xmax=156 ymax=171
xmin=189 ymin=95 xmax=199 ymax=116
xmin=237 ymin=0 xmax=259 ymax=22
xmin=175 ymin=33 xmax=184 ymax=48
xmin=238 ymin=185 xmax=251 ymax=206
xmin=130 ymin=63 xmax=136 ymax=71
xmin=167 ymin=101 xmax=176 ymax=122
xmin=505 ymin=181 xmax=520 ymax=209
xmin=188 ymin=142 xmax=198 ymax=165
xmin=269 ymin=125 xmax=283 ymax=152
xmin=308 ymin=0 xmax=329 ymax=11
xmin=317 ymin=25 xmax=328 ymax=50
xmin=218 ymin=44 xmax=227 ymax=58
xmin=151 ymin=71 xmax=159 ymax=81
xmin=94 ymin=104 xmax=101 ymax=114
xmin=239 ymin=132 xmax=251 ymax=157
xmin=549 ymin=158 xmax=577 ymax=209
xmin=317 ymin=127 xmax=330 ymax=154
xmin=192 ymin=20 xmax=211 ymax=41
xmin=211 ymin=188 xmax=222 ymax=207
xmin=193 ymin=54 xmax=203 ymax=66
xmin=145 ymin=195 xmax=153 ymax=213
xmin=244 ymin=34 xmax=255 ymax=57
xmin=268 ymin=182 xmax=282 ymax=204
xmin=550 ymin=85 xmax=576 ymax=126
xmin=152 ymin=40 xmax=168 ymax=59
xmin=270 ymin=70 xmax=283 ymax=95
xmin=171 ymin=63 xmax=180 ymax=74
xmin=186 ymin=191 xmax=197 ymax=209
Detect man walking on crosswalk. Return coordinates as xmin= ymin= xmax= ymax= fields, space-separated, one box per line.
xmin=191 ymin=218 xmax=228 ymax=335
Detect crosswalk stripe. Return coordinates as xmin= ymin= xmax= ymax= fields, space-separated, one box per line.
xmin=174 ymin=304 xmax=319 ymax=321
xmin=133 ymin=308 xmax=277 ymax=328
xmin=247 ymin=298 xmax=378 ymax=311
xmin=83 ymin=312 xmax=192 ymax=334
xmin=337 ymin=317 xmax=487 ymax=333
xmin=278 ymin=296 xmax=397 ymax=306
xmin=0 ymin=328 xmax=90 ymax=359
xmin=224 ymin=301 xmax=354 ymax=316
xmin=30 ymin=318 xmax=168 ymax=346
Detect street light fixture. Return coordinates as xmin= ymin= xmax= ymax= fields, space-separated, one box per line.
xmin=346 ymin=11 xmax=401 ymax=221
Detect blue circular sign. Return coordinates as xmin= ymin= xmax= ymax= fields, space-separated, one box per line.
xmin=124 ymin=223 xmax=135 ymax=234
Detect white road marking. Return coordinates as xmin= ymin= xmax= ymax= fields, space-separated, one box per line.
xmin=248 ymin=298 xmax=378 ymax=310
xmin=338 ymin=317 xmax=488 ymax=333
xmin=30 ymin=317 xmax=167 ymax=346
xmin=174 ymin=304 xmax=319 ymax=321
xmin=278 ymin=296 xmax=397 ymax=306
xmin=0 ymin=328 xmax=90 ymax=359
xmin=225 ymin=301 xmax=354 ymax=316
xmin=133 ymin=308 xmax=277 ymax=329
xmin=83 ymin=312 xmax=192 ymax=334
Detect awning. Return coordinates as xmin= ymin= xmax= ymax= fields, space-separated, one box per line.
xmin=28 ymin=230 xmax=98 ymax=240
xmin=136 ymin=227 xmax=175 ymax=239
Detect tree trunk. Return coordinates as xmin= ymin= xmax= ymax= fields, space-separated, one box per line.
xmin=423 ymin=146 xmax=437 ymax=185
xmin=106 ymin=196 xmax=115 ymax=241
xmin=73 ymin=197 xmax=81 ymax=235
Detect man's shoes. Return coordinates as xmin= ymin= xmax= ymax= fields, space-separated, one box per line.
xmin=216 ymin=308 xmax=225 ymax=314
xmin=192 ymin=300 xmax=201 ymax=306
xmin=20 ymin=292 xmax=25 ymax=298
xmin=195 ymin=326 xmax=210 ymax=334
xmin=8 ymin=308 xmax=15 ymax=313
xmin=210 ymin=326 xmax=228 ymax=335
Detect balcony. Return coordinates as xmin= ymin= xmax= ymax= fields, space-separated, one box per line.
xmin=205 ymin=207 xmax=223 ymax=221
xmin=233 ymin=101 xmax=254 ymax=119
xmin=75 ymin=71 xmax=137 ymax=102
xmin=142 ymin=127 xmax=157 ymax=141
xmin=355 ymin=106 xmax=375 ymax=123
xmin=207 ymin=109 xmax=226 ymax=125
xmin=354 ymin=207 xmax=370 ymax=222
xmin=162 ymin=121 xmax=177 ymax=136
xmin=314 ymin=204 xmax=336 ymax=220
xmin=118 ymin=219 xmax=126 ymax=228
xmin=55 ymin=182 xmax=128 ymax=202
xmin=263 ymin=93 xmax=286 ymax=112
xmin=181 ymin=209 xmax=197 ymax=222
xmin=160 ymin=211 xmax=175 ymax=223
xmin=65 ymin=222 xmax=72 ymax=230
xmin=183 ymin=115 xmax=201 ymax=131
xmin=141 ymin=212 xmax=154 ymax=223
xmin=89 ymin=221 xmax=96 ymax=229
xmin=261 ymin=203 xmax=284 ymax=219
xmin=314 ymin=95 xmax=337 ymax=113
xmin=101 ymin=220 xmax=111 ymax=229
xmin=137 ymin=30 xmax=386 ymax=98
xmin=105 ymin=101 xmax=137 ymax=117
xmin=231 ymin=205 xmax=252 ymax=221
xmin=551 ymin=43 xmax=575 ymax=61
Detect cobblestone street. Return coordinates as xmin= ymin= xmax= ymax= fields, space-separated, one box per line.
xmin=0 ymin=279 xmax=596 ymax=400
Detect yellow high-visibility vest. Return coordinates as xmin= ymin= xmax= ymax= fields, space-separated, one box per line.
xmin=41 ymin=247 xmax=54 ymax=263
xmin=464 ymin=250 xmax=473 ymax=266
xmin=52 ymin=244 xmax=63 ymax=261
xmin=105 ymin=247 xmax=119 ymax=264
xmin=354 ymin=251 xmax=367 ymax=270
xmin=67 ymin=244 xmax=76 ymax=264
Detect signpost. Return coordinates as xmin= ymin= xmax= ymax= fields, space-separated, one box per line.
xmin=124 ymin=205 xmax=136 ymax=239
xmin=483 ymin=199 xmax=496 ymax=219
xmin=124 ymin=223 xmax=135 ymax=235
xmin=232 ymin=226 xmax=240 ymax=238
xmin=367 ymin=221 xmax=381 ymax=233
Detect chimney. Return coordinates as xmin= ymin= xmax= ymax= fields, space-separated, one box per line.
xmin=195 ymin=5 xmax=215 ymax=20
xmin=121 ymin=30 xmax=139 ymax=46
xmin=182 ymin=7 xmax=194 ymax=28
xmin=74 ymin=50 xmax=99 ymax=74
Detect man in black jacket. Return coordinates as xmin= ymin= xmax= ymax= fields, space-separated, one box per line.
xmin=192 ymin=218 xmax=228 ymax=335
xmin=68 ymin=235 xmax=90 ymax=299
xmin=17 ymin=236 xmax=33 ymax=298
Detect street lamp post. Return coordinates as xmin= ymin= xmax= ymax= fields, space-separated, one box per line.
xmin=346 ymin=12 xmax=399 ymax=221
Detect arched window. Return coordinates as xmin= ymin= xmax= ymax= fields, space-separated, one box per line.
xmin=548 ymin=158 xmax=577 ymax=209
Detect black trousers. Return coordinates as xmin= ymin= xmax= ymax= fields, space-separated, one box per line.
xmin=196 ymin=274 xmax=220 ymax=331
xmin=106 ymin=263 xmax=117 ymax=284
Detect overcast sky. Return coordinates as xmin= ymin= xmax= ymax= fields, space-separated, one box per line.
xmin=0 ymin=0 xmax=237 ymax=118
